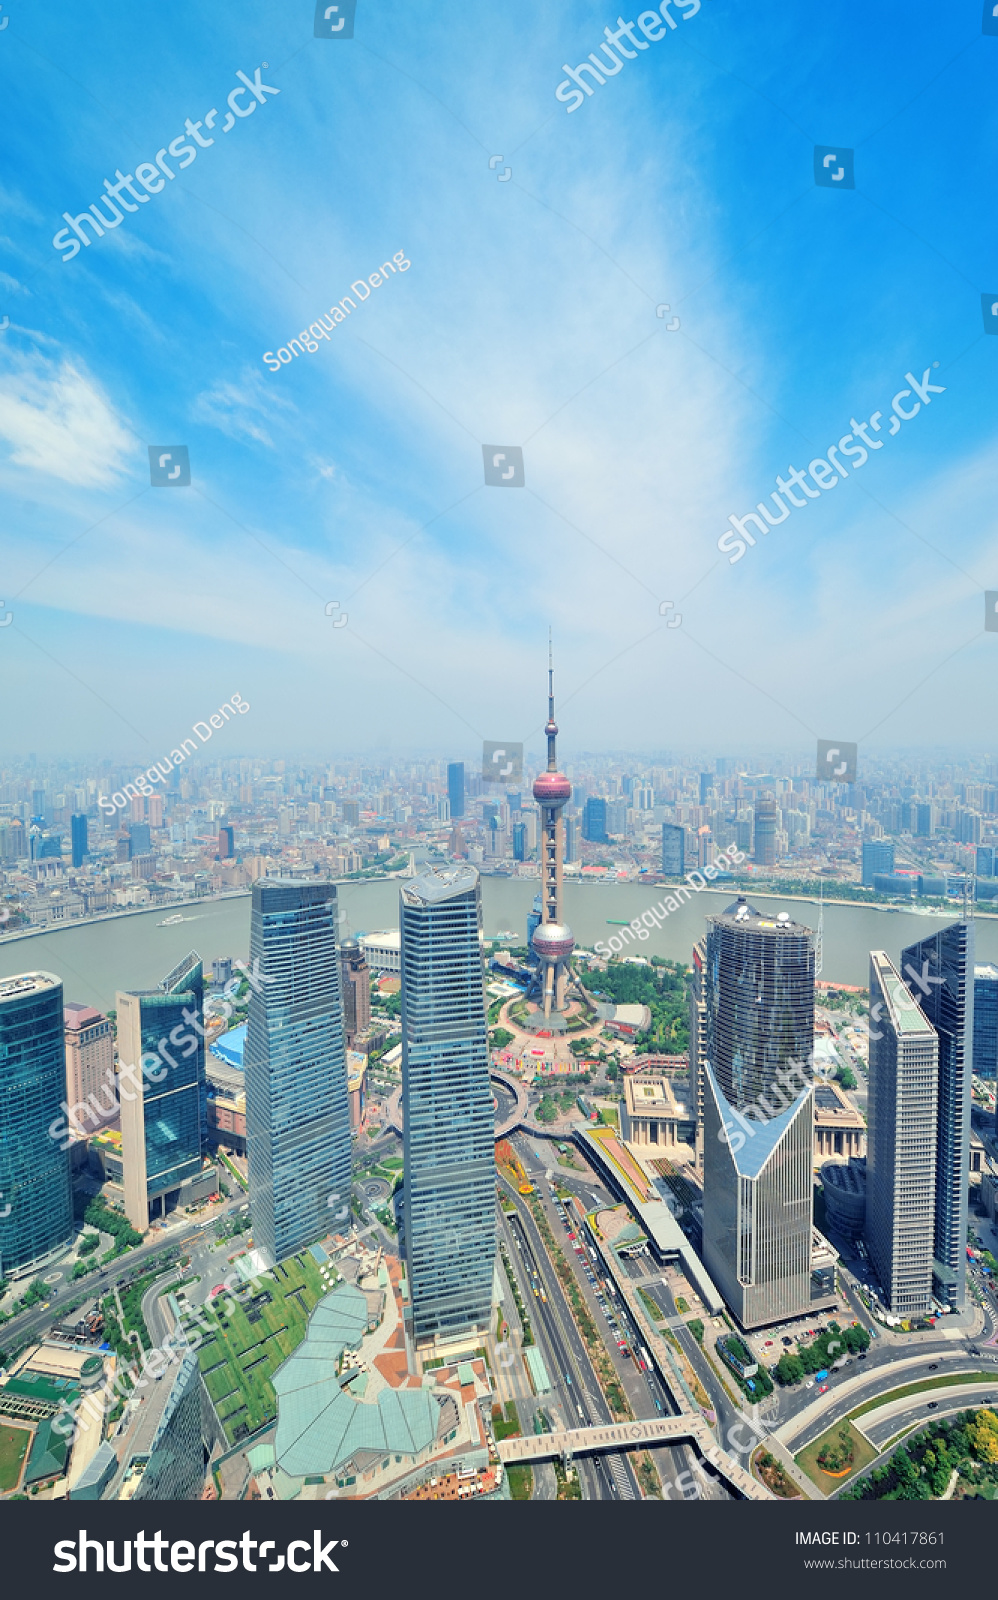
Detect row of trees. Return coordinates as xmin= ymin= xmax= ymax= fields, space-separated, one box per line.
xmin=773 ymin=1320 xmax=870 ymax=1386
xmin=842 ymin=1409 xmax=998 ymax=1500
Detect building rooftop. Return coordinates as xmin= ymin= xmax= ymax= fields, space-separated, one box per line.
xmin=0 ymin=971 xmax=60 ymax=1001
xmin=400 ymin=864 xmax=479 ymax=907
xmin=871 ymin=950 xmax=936 ymax=1037
xmin=711 ymin=897 xmax=812 ymax=937
xmin=64 ymin=1002 xmax=104 ymax=1028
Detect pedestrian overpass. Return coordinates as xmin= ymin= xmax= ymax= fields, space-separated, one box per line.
xmin=496 ymin=1414 xmax=771 ymax=1499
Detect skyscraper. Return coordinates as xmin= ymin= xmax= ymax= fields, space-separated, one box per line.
xmin=447 ymin=762 xmax=465 ymax=820
xmin=400 ymin=865 xmax=495 ymax=1347
xmin=339 ymin=939 xmax=371 ymax=1047
xmin=900 ymin=918 xmax=974 ymax=1310
xmin=564 ymin=815 xmax=578 ymax=864
xmin=218 ymin=824 xmax=235 ymax=860
xmin=866 ymin=951 xmax=938 ymax=1318
xmin=700 ymin=899 xmax=824 ymax=1328
xmin=116 ymin=1345 xmax=205 ymax=1501
xmin=974 ymin=964 xmax=998 ymax=1082
xmin=512 ymin=822 xmax=526 ymax=861
xmin=753 ymin=796 xmax=777 ymax=866
xmin=0 ymin=972 xmax=74 ymax=1279
xmin=583 ymin=797 xmax=608 ymax=843
xmin=118 ymin=953 xmax=209 ymax=1231
xmin=70 ymin=813 xmax=88 ymax=869
xmin=531 ymin=652 xmax=575 ymax=1019
xmin=64 ymin=1001 xmax=116 ymax=1135
xmin=662 ymin=823 xmax=685 ymax=877
xmin=245 ymin=879 xmax=351 ymax=1266
xmin=862 ymin=839 xmax=895 ymax=886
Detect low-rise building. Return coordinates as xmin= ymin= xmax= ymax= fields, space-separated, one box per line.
xmin=813 ymin=1080 xmax=866 ymax=1165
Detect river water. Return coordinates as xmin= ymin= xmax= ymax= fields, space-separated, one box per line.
xmin=1 ymin=878 xmax=994 ymax=1012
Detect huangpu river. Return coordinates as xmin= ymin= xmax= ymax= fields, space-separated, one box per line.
xmin=1 ymin=878 xmax=997 ymax=1013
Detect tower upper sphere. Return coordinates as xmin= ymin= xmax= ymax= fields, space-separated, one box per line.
xmin=533 ymin=772 xmax=571 ymax=805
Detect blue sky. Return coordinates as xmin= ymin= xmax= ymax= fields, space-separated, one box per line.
xmin=1 ymin=0 xmax=997 ymax=764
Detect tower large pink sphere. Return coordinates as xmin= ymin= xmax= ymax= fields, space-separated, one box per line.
xmin=533 ymin=771 xmax=571 ymax=806
xmin=532 ymin=921 xmax=576 ymax=963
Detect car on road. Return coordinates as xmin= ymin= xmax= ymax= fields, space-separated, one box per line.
xmin=805 ymin=1379 xmax=815 ymax=1389
xmin=927 ymin=1401 xmax=938 ymax=1409
xmin=817 ymin=1383 xmax=829 ymax=1394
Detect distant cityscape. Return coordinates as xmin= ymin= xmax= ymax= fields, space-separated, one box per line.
xmin=4 ymin=747 xmax=998 ymax=942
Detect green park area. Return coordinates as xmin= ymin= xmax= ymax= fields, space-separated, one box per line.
xmin=198 ymin=1252 xmax=332 ymax=1445
xmin=796 ymin=1419 xmax=879 ymax=1494
xmin=0 ymin=1423 xmax=31 ymax=1492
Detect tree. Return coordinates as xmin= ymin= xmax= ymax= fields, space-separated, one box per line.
xmin=836 ymin=1064 xmax=858 ymax=1091
xmin=491 ymin=1028 xmax=514 ymax=1050
xmin=775 ymin=1353 xmax=805 ymax=1386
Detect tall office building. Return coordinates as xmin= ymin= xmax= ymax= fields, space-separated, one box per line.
xmin=974 ymin=964 xmax=998 ymax=1081
xmin=753 ymin=796 xmax=777 ymax=866
xmin=129 ymin=822 xmax=151 ymax=855
xmin=976 ymin=846 xmax=996 ymax=879
xmin=0 ymin=972 xmax=74 ymax=1278
xmin=701 ymin=899 xmax=824 ymax=1328
xmin=900 ymin=919 xmax=974 ymax=1309
xmin=527 ymin=891 xmax=542 ymax=955
xmin=583 ymin=796 xmax=608 ymax=843
xmin=563 ymin=815 xmax=578 ymax=865
xmin=70 ymin=813 xmax=88 ymax=869
xmin=699 ymin=772 xmax=712 ymax=806
xmin=116 ymin=1345 xmax=206 ymax=1501
xmin=689 ymin=940 xmax=708 ymax=1172
xmin=530 ymin=654 xmax=575 ymax=1018
xmin=64 ymin=1002 xmax=116 ymax=1135
xmin=447 ymin=762 xmax=465 ymax=820
xmin=245 ymin=879 xmax=351 ymax=1266
xmin=512 ymin=822 xmax=527 ymax=862
xmin=662 ymin=823 xmax=685 ymax=877
xmin=217 ymin=825 xmax=235 ymax=860
xmin=400 ymin=864 xmax=495 ymax=1347
xmin=118 ymin=953 xmax=208 ymax=1231
xmin=339 ymin=939 xmax=371 ymax=1047
xmin=866 ymin=952 xmax=938 ymax=1318
xmin=862 ymin=839 xmax=895 ymax=886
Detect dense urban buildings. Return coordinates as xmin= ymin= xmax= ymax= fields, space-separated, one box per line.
xmin=701 ymin=898 xmax=824 ymax=1327
xmin=117 ymin=953 xmax=211 ymax=1230
xmin=399 ymin=864 xmax=495 ymax=1348
xmin=339 ymin=938 xmax=371 ymax=1047
xmin=0 ymin=972 xmax=74 ymax=1278
xmin=866 ymin=951 xmax=939 ymax=1318
xmin=245 ymin=878 xmax=351 ymax=1266
xmin=900 ymin=919 xmax=975 ymax=1311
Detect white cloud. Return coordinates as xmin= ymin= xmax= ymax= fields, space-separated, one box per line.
xmin=192 ymin=368 xmax=295 ymax=447
xmin=0 ymin=355 xmax=135 ymax=486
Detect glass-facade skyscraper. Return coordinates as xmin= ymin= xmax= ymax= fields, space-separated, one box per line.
xmin=900 ymin=918 xmax=974 ymax=1311
xmin=245 ymin=879 xmax=350 ymax=1267
xmin=973 ymin=964 xmax=998 ymax=1083
xmin=447 ymin=762 xmax=465 ymax=820
xmin=400 ymin=864 xmax=495 ymax=1347
xmin=862 ymin=839 xmax=895 ymax=886
xmin=118 ymin=952 xmax=207 ymax=1231
xmin=700 ymin=898 xmax=825 ymax=1328
xmin=866 ymin=951 xmax=938 ymax=1318
xmin=0 ymin=972 xmax=74 ymax=1278
xmin=70 ymin=813 xmax=88 ymax=869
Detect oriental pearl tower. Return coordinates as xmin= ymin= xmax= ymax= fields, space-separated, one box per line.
xmin=531 ymin=644 xmax=575 ymax=1021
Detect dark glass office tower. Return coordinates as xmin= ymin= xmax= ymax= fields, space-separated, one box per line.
xmin=900 ymin=918 xmax=974 ymax=1310
xmin=400 ymin=865 xmax=495 ymax=1347
xmin=701 ymin=898 xmax=823 ymax=1328
xmin=70 ymin=813 xmax=88 ymax=869
xmin=753 ymin=796 xmax=777 ymax=866
xmin=245 ymin=879 xmax=350 ymax=1266
xmin=866 ymin=951 xmax=938 ymax=1318
xmin=0 ymin=972 xmax=73 ymax=1278
xmin=118 ymin=953 xmax=207 ymax=1231
xmin=447 ymin=762 xmax=465 ymax=820
xmin=126 ymin=1346 xmax=206 ymax=1502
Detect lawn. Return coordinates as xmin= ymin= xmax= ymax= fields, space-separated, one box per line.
xmin=0 ymin=1423 xmax=30 ymax=1492
xmin=197 ymin=1252 xmax=331 ymax=1445
xmin=492 ymin=1401 xmax=521 ymax=1442
xmin=506 ymin=1463 xmax=533 ymax=1500
xmin=796 ymin=1420 xmax=879 ymax=1494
